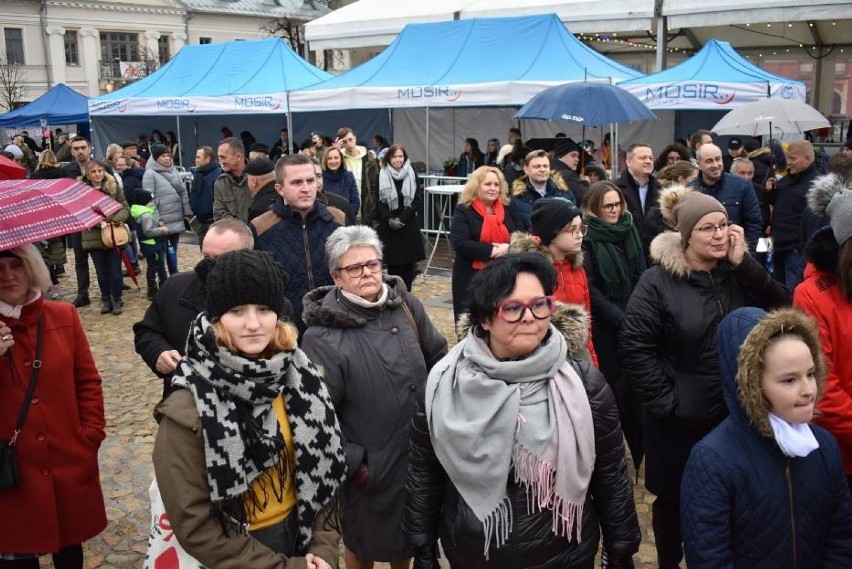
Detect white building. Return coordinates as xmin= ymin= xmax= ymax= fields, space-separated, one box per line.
xmin=1 ymin=0 xmax=330 ymax=106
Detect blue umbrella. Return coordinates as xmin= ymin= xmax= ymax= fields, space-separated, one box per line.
xmin=514 ymin=82 xmax=656 ymax=127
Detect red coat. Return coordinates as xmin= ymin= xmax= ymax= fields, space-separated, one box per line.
xmin=0 ymin=297 xmax=106 ymax=553
xmin=553 ymin=257 xmax=599 ymax=368
xmin=794 ymin=262 xmax=852 ymax=475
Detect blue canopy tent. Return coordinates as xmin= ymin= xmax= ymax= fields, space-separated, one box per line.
xmin=618 ymin=40 xmax=807 ymax=141
xmin=0 ymin=83 xmax=88 ymax=127
xmin=288 ymin=14 xmax=650 ymax=170
xmin=88 ymin=38 xmax=388 ymax=163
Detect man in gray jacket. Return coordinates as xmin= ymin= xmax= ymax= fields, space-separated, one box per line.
xmin=213 ymin=137 xmax=250 ymax=222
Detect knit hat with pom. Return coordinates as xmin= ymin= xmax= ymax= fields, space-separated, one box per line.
xmin=195 ymin=249 xmax=289 ymax=321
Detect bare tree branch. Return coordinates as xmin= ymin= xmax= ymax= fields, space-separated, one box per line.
xmin=262 ymin=17 xmax=307 ymax=55
xmin=0 ymin=52 xmax=26 ymax=112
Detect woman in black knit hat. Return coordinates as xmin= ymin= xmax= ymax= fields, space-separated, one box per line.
xmin=152 ymin=249 xmax=346 ymax=569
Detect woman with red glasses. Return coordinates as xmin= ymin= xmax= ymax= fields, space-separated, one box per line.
xmin=404 ymin=253 xmax=639 ymax=569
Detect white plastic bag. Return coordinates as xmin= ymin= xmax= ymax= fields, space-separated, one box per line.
xmin=143 ymin=479 xmax=208 ymax=569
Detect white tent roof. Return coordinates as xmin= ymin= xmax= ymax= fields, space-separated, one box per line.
xmin=305 ymin=0 xmax=655 ymax=51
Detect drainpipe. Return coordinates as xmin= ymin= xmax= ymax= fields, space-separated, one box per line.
xmin=40 ymin=0 xmax=54 ymax=88
xmin=184 ymin=12 xmax=194 ymax=44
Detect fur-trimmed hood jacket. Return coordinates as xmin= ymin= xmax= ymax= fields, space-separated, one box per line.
xmin=681 ymin=307 xmax=852 ymax=568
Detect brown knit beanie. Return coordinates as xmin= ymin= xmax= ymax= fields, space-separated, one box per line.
xmin=673 ymin=192 xmax=727 ymax=245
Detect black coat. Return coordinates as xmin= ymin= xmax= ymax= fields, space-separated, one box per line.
xmin=374 ymin=175 xmax=425 ymax=267
xmin=450 ymin=202 xmax=524 ymax=320
xmin=248 ymin=180 xmax=278 ymax=221
xmin=619 ymin=232 xmax=790 ymax=500
xmin=615 ymin=170 xmax=662 ymax=257
xmin=769 ymin=163 xmax=820 ymax=252
xmin=404 ymin=340 xmax=640 ymax=569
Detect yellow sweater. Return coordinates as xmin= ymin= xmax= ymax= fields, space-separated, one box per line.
xmin=248 ymin=395 xmax=297 ymax=530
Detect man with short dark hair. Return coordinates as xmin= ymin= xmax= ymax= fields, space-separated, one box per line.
xmin=62 ymin=136 xmax=94 ymax=307
xmin=189 ymin=146 xmax=220 ymax=242
xmin=510 ymin=149 xmax=575 ymax=229
xmin=212 ymin=137 xmax=249 ymax=222
xmin=269 ymin=128 xmax=293 ymax=162
xmin=55 ymin=132 xmax=71 ymax=162
xmin=769 ymin=140 xmax=820 ymax=288
xmin=690 ymin=143 xmax=763 ymax=250
xmin=508 ymin=127 xmax=521 ymax=145
xmin=252 ymin=154 xmax=342 ymax=332
xmin=616 ymin=143 xmax=661 ymax=249
xmin=688 ymin=129 xmax=714 ymax=163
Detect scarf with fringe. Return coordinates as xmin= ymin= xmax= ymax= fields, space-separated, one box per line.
xmin=426 ymin=326 xmax=595 ymax=556
xmin=170 ymin=313 xmax=347 ymax=552
xmin=378 ymin=160 xmax=417 ymax=212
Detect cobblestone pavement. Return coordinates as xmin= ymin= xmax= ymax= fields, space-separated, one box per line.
xmin=39 ymin=234 xmax=657 ymax=568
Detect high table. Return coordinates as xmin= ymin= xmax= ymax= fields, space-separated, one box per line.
xmin=422 ymin=184 xmax=464 ymax=276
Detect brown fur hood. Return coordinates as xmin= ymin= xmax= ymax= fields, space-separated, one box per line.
xmin=511 ymin=171 xmax=568 ymax=197
xmin=456 ymin=301 xmax=590 ymax=361
xmin=719 ymin=307 xmax=826 ymax=438
xmin=509 ymin=231 xmax=584 ymax=269
xmin=649 ymin=231 xmax=693 ymax=279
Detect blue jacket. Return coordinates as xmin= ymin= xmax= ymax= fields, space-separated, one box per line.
xmin=681 ymin=307 xmax=852 ymax=569
xmin=510 ymin=174 xmax=575 ymax=230
xmin=190 ymin=160 xmax=221 ymax=224
xmin=691 ymin=173 xmax=763 ymax=250
xmin=252 ymin=198 xmax=339 ymax=332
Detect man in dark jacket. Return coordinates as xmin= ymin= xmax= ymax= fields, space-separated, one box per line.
xmin=133 ymin=219 xmax=257 ymax=398
xmin=245 ymin=157 xmax=278 ymax=220
xmin=189 ymin=146 xmax=220 ymax=242
xmin=510 ymin=149 xmax=575 ymax=229
xmin=616 ymin=143 xmax=661 ymax=256
xmin=61 ymin=136 xmax=94 ymax=307
xmin=768 ymin=140 xmax=820 ymax=288
xmin=691 ymin=143 xmax=763 ymax=251
xmin=551 ymin=138 xmax=590 ymax=206
xmin=252 ymin=154 xmax=342 ymax=333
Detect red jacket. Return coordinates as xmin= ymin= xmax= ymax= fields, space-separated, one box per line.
xmin=553 ymin=257 xmax=599 ymax=368
xmin=794 ymin=262 xmax=852 ymax=475
xmin=0 ymin=297 xmax=107 ymax=553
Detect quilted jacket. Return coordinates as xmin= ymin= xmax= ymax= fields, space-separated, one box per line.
xmin=681 ymin=307 xmax=852 ymax=568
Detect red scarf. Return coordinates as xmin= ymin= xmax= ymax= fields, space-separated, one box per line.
xmin=471 ymin=198 xmax=510 ymax=270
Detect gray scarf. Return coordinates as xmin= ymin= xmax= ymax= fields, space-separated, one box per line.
xmin=378 ymin=160 xmax=417 ymax=212
xmin=426 ymin=326 xmax=595 ymax=556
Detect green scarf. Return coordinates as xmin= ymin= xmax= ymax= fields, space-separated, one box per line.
xmin=583 ymin=213 xmax=643 ymax=300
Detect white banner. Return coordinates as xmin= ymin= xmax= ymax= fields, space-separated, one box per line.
xmin=118 ymin=61 xmax=148 ymax=80
xmin=89 ymin=93 xmax=289 ymax=116
xmin=620 ymin=81 xmax=806 ymax=110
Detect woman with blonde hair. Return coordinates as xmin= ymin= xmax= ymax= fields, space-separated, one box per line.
xmin=450 ymin=165 xmax=524 ymax=321
xmin=153 ymin=249 xmax=346 ymax=569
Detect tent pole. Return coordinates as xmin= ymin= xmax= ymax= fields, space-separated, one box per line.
xmin=286 ymin=92 xmax=294 ymax=156
xmin=426 ymin=107 xmax=430 ymax=173
xmin=176 ymin=115 xmax=182 ymax=168
xmin=609 ymin=123 xmax=615 ymax=179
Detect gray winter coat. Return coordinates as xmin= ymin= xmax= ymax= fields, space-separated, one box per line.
xmin=301 ymin=276 xmax=448 ymax=561
xmin=143 ymin=160 xmax=191 ymax=235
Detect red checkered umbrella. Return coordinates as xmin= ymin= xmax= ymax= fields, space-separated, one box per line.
xmin=0 ymin=154 xmax=27 ymax=180
xmin=0 ymin=178 xmax=124 ymax=251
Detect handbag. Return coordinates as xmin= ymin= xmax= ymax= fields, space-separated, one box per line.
xmin=102 ymin=222 xmax=131 ymax=248
xmin=144 ymin=478 xmax=207 ymax=569
xmin=0 ymin=317 xmax=44 ymax=491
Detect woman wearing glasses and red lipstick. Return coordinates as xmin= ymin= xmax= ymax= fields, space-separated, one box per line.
xmin=302 ymin=226 xmax=447 ymax=569
xmin=404 ymin=253 xmax=639 ymax=569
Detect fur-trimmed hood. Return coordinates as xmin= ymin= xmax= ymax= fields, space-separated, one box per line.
xmin=508 ymin=231 xmax=584 ymax=269
xmin=455 ymin=302 xmax=589 ymax=360
xmin=747 ymin=147 xmax=771 ymax=161
xmin=511 ymin=171 xmax=568 ymax=197
xmin=807 ymin=172 xmax=849 ymax=217
xmin=301 ymin=274 xmax=408 ymax=329
xmin=718 ymin=307 xmax=826 ymax=439
xmin=649 ymin=231 xmax=693 ymax=279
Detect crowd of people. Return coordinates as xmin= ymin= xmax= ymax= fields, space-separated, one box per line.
xmin=1 ymin=119 xmax=852 ymax=569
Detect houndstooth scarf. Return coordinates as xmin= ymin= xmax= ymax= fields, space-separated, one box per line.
xmin=171 ymin=313 xmax=346 ymax=552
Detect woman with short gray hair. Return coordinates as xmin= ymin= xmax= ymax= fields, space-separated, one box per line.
xmin=302 ymin=225 xmax=447 ymax=569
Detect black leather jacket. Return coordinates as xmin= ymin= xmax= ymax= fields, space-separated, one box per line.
xmin=403 ymin=356 xmax=640 ymax=569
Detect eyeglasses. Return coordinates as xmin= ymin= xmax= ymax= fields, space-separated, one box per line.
xmin=602 ymin=201 xmax=623 ymax=212
xmin=694 ymin=221 xmax=730 ymax=235
xmin=339 ymin=259 xmax=383 ymax=277
xmin=561 ymin=224 xmax=588 ymax=238
xmin=496 ymin=296 xmax=556 ymax=323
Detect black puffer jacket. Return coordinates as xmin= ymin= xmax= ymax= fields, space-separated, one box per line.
xmin=403 ymin=305 xmax=640 ymax=569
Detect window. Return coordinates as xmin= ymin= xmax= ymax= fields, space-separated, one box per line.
xmin=4 ymin=28 xmax=24 ymax=65
xmin=157 ymin=35 xmax=169 ymax=64
xmin=100 ymin=32 xmax=139 ymax=77
xmin=199 ymin=37 xmax=212 ymax=45
xmin=64 ymin=30 xmax=79 ymax=65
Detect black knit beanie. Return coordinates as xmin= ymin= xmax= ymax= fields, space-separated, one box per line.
xmin=150 ymin=143 xmax=168 ymax=162
xmin=530 ymin=197 xmax=583 ymax=245
xmin=195 ymin=249 xmax=288 ymax=321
